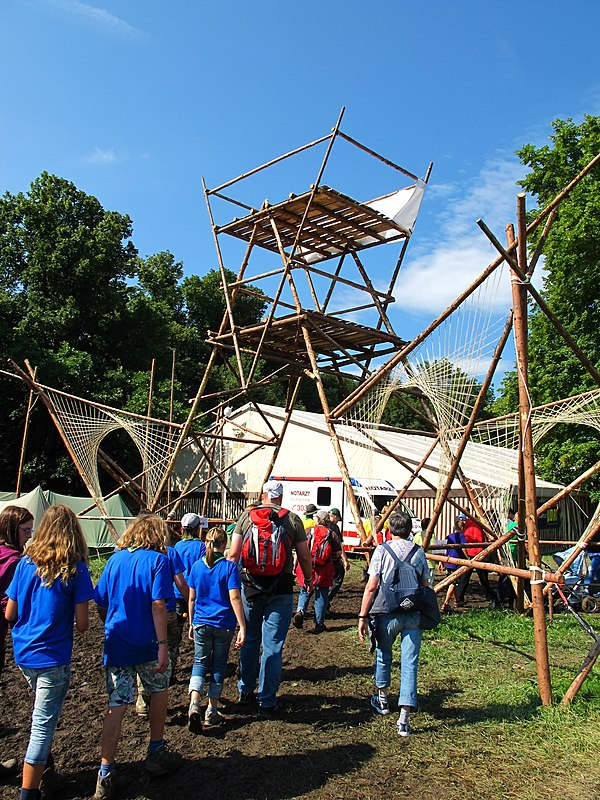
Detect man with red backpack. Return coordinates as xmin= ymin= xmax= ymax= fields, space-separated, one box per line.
xmin=293 ymin=508 xmax=341 ymax=633
xmin=228 ymin=481 xmax=312 ymax=716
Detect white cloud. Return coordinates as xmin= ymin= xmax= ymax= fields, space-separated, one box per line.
xmin=46 ymin=0 xmax=145 ymax=39
xmin=396 ymin=157 xmax=526 ymax=315
xmin=85 ymin=147 xmax=119 ymax=164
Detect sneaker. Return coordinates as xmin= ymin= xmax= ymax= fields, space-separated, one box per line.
xmin=370 ymin=693 xmax=390 ymax=716
xmin=397 ymin=720 xmax=412 ymax=738
xmin=204 ymin=707 xmax=225 ymax=726
xmin=292 ymin=611 xmax=304 ymax=629
xmin=94 ymin=770 xmax=118 ymax=800
xmin=144 ymin=744 xmax=183 ymax=777
xmin=313 ymin=623 xmax=327 ymax=634
xmin=188 ymin=700 xmax=202 ymax=734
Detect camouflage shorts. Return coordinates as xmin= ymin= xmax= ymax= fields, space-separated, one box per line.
xmin=105 ymin=660 xmax=171 ymax=707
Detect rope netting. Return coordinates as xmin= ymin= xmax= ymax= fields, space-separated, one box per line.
xmin=43 ymin=385 xmax=181 ymax=509
xmin=344 ymin=265 xmax=509 ymax=527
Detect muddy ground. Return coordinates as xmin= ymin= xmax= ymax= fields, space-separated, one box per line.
xmin=1 ymin=566 xmax=494 ymax=800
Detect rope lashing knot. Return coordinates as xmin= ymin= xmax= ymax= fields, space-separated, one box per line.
xmin=529 ymin=565 xmax=546 ymax=585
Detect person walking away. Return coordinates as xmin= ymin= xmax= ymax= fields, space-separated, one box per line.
xmin=94 ymin=514 xmax=182 ymax=799
xmin=5 ymin=505 xmax=94 ymax=800
xmin=357 ymin=511 xmax=429 ymax=738
xmin=172 ymin=513 xmax=206 ymax=679
xmin=186 ymin=527 xmax=245 ymax=732
xmin=293 ymin=508 xmax=341 ymax=633
xmin=136 ymin=521 xmax=188 ymax=715
xmin=227 ymin=480 xmax=312 ymax=715
xmin=325 ymin=508 xmax=350 ymax=613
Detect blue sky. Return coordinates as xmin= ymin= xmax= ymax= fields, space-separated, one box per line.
xmin=1 ymin=0 xmax=599 ymax=377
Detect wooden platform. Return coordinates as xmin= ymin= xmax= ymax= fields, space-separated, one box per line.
xmin=207 ymin=310 xmax=407 ymax=373
xmin=215 ymin=185 xmax=410 ymax=264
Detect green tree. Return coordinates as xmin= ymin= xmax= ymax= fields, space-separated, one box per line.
xmin=494 ymin=115 xmax=600 ymax=495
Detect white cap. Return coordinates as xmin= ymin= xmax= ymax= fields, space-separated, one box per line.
xmin=315 ymin=508 xmax=329 ymax=521
xmin=181 ymin=512 xmax=201 ymax=529
xmin=263 ymin=480 xmax=284 ymax=500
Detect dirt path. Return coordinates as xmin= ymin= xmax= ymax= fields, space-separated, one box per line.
xmin=0 ymin=565 xmax=489 ymax=800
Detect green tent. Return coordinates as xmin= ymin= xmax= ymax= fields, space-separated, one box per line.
xmin=0 ymin=488 xmax=133 ymax=554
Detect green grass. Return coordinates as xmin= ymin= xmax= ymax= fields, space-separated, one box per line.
xmin=326 ymin=566 xmax=600 ymax=800
xmin=87 ymin=554 xmax=109 ymax=584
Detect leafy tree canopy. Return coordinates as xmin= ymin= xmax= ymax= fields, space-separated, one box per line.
xmin=493 ymin=115 xmax=600 ymax=497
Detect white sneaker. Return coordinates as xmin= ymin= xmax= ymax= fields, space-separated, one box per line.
xmin=370 ymin=693 xmax=390 ymax=716
xmin=397 ymin=719 xmax=412 ymax=737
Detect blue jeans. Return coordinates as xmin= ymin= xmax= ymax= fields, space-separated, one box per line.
xmin=189 ymin=624 xmax=235 ymax=699
xmin=374 ymin=612 xmax=422 ymax=709
xmin=238 ymin=591 xmax=293 ymax=708
xmin=20 ymin=665 xmax=71 ymax=765
xmin=297 ymin=586 xmax=329 ymax=626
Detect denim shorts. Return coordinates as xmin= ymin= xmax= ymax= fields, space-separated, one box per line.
xmin=105 ymin=661 xmax=170 ymax=707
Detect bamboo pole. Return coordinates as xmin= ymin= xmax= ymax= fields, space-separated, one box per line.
xmin=16 ymin=366 xmax=38 ymax=497
xmin=434 ymin=527 xmax=519 ymax=593
xmin=513 ymin=193 xmax=552 ymax=706
xmin=300 ymin=324 xmax=366 ymax=542
xmin=561 ymin=642 xmax=600 ymax=707
xmin=427 ymin=551 xmax=563 ymax=583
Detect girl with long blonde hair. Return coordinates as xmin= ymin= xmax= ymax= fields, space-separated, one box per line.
xmin=5 ymin=505 xmax=94 ymax=800
xmin=94 ymin=513 xmax=181 ymax=796
xmin=186 ymin=527 xmax=245 ymax=732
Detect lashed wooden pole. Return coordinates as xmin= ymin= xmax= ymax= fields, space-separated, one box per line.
xmin=513 ymin=193 xmax=552 ymax=706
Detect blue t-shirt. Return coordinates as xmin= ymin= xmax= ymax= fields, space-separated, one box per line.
xmin=166 ymin=546 xmax=185 ymax=612
xmin=7 ymin=557 xmax=94 ymax=669
xmin=188 ymin=555 xmax=241 ymax=629
xmin=95 ymin=548 xmax=173 ymax=666
xmin=173 ymin=538 xmax=206 ymax=600
xmin=446 ymin=531 xmax=467 ymax=571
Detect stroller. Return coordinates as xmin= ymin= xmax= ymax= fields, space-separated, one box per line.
xmin=550 ymin=546 xmax=600 ymax=613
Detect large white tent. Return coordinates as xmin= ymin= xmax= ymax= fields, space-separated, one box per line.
xmin=173 ymin=403 xmax=588 ymax=540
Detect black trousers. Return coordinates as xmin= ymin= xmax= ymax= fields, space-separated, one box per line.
xmin=327 ymin=560 xmax=346 ymax=607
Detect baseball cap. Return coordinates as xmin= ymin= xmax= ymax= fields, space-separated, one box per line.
xmin=457 ymin=512 xmax=467 ymax=520
xmin=330 ymin=508 xmax=341 ymax=516
xmin=315 ymin=508 xmax=329 ymax=521
xmin=305 ymin=503 xmax=318 ymax=514
xmin=181 ymin=512 xmax=201 ymax=529
xmin=263 ymin=480 xmax=284 ymax=499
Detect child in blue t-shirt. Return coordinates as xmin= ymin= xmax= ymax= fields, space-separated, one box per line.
xmin=186 ymin=527 xmax=245 ymax=732
xmin=94 ymin=514 xmax=182 ymax=797
xmin=5 ymin=504 xmax=94 ymax=800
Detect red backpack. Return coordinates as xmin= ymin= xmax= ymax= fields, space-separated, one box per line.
xmin=309 ymin=525 xmax=333 ymax=566
xmin=241 ymin=506 xmax=292 ymax=576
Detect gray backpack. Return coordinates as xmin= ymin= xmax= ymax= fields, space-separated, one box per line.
xmin=370 ymin=543 xmax=424 ymax=615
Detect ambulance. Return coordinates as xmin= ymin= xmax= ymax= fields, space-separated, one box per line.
xmin=270 ymin=475 xmax=413 ymax=551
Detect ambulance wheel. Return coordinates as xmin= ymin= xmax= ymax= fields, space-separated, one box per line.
xmin=581 ymin=595 xmax=599 ymax=613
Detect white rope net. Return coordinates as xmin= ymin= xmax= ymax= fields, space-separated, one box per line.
xmin=43 ymin=384 xmax=181 ymax=510
xmin=345 ymin=265 xmax=510 ymax=529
